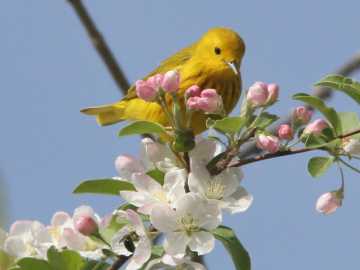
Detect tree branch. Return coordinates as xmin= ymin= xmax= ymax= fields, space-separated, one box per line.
xmin=67 ymin=0 xmax=130 ymax=94
xmin=238 ymin=51 xmax=360 ymax=159
xmin=230 ymin=128 xmax=360 ymax=168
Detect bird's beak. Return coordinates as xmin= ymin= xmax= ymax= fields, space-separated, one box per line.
xmin=226 ymin=60 xmax=239 ymax=75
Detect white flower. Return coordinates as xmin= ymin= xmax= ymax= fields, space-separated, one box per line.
xmin=4 ymin=220 xmax=52 ymax=259
xmin=115 ymin=139 xmax=182 ymax=181
xmin=112 ymin=209 xmax=151 ymax=270
xmin=150 ymin=193 xmax=221 ymax=256
xmin=189 ymin=139 xmax=253 ymax=214
xmin=342 ymin=138 xmax=360 ymax=155
xmin=48 ymin=206 xmax=104 ymax=260
xmin=120 ymin=169 xmax=187 ymax=215
xmin=146 ymin=254 xmax=205 ymax=270
xmin=141 ymin=138 xmax=182 ymax=172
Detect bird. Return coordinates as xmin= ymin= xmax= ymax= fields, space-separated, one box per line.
xmin=81 ymin=27 xmax=245 ymax=134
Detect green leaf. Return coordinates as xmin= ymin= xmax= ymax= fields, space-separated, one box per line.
xmin=293 ymin=93 xmax=341 ymax=135
xmin=338 ymin=112 xmax=360 ymax=139
xmin=0 ymin=250 xmax=13 ymax=270
xmin=211 ymin=116 xmax=247 ymax=133
xmin=213 ymin=225 xmax=250 ymax=270
xmin=73 ymin=179 xmax=135 ymax=196
xmin=252 ymin=112 xmax=279 ymax=129
xmin=13 ymin=258 xmax=51 ymax=270
xmin=146 ymin=169 xmax=165 ymax=185
xmin=308 ymin=156 xmax=335 ymax=178
xmin=315 ymin=74 xmax=360 ymax=105
xmin=118 ymin=121 xmax=166 ymax=137
xmin=47 ymin=247 xmax=84 ymax=270
xmin=81 ymin=260 xmax=110 ymax=270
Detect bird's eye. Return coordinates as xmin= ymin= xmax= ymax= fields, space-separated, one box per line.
xmin=214 ymin=47 xmax=221 ymax=55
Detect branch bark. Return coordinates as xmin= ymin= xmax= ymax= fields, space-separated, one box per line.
xmin=230 ymin=128 xmax=360 ymax=168
xmin=67 ymin=0 xmax=130 ymax=94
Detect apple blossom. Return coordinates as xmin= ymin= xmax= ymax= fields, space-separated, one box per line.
xmin=115 ymin=154 xmax=146 ymax=179
xmin=315 ymin=191 xmax=342 ymax=215
xmin=146 ymin=74 xmax=164 ymax=91
xmin=246 ymin=81 xmax=269 ymax=107
xmin=185 ymin=85 xmax=202 ymax=98
xmin=188 ymin=138 xmax=252 ymax=213
xmin=135 ymin=80 xmax=158 ymax=102
xmin=256 ymin=134 xmax=280 ymax=153
xmin=161 ymin=70 xmax=180 ymax=93
xmin=150 ymin=193 xmax=221 ymax=256
xmin=187 ymin=89 xmax=223 ymax=113
xmin=120 ymin=169 xmax=187 ymax=215
xmin=112 ymin=209 xmax=151 ymax=270
xmin=303 ymin=119 xmax=328 ymax=135
xmin=48 ymin=207 xmax=105 ymax=260
xmin=266 ymin=83 xmax=279 ymax=104
xmin=73 ymin=205 xmax=101 ymax=233
xmin=293 ymin=106 xmax=312 ymax=124
xmin=4 ymin=220 xmax=52 ymax=259
xmin=278 ymin=124 xmax=293 ymax=140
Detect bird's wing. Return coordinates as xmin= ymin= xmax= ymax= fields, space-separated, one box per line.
xmin=123 ymin=44 xmax=195 ymax=100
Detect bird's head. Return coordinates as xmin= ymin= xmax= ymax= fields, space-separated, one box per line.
xmin=195 ymin=27 xmax=245 ymax=75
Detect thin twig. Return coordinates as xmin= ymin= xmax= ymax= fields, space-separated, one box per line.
xmin=67 ymin=0 xmax=130 ymax=93
xmin=238 ymin=51 xmax=360 ymax=159
xmin=230 ymin=128 xmax=360 ymax=168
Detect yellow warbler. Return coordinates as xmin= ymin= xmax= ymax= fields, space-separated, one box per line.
xmin=81 ymin=27 xmax=245 ymax=134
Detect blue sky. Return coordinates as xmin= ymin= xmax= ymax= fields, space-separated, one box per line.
xmin=1 ymin=1 xmax=360 ymax=269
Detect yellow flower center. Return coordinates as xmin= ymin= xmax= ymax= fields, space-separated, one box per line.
xmin=205 ymin=178 xmax=225 ymax=200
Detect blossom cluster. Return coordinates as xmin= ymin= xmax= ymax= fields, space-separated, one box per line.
xmin=3 ymin=70 xmax=360 ymax=269
xmin=0 ymin=137 xmax=252 ymax=270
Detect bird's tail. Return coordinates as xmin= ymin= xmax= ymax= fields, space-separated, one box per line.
xmin=80 ymin=102 xmax=127 ymax=126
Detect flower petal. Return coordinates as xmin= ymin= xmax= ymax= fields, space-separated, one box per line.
xmin=164 ymin=232 xmax=189 ymax=256
xmin=150 ymin=205 xmax=178 ymax=233
xmin=9 ymin=220 xmax=33 ymax=235
xmin=223 ymin=187 xmax=253 ymax=214
xmin=188 ymin=231 xmax=215 ymax=255
xmin=163 ymin=169 xmax=187 ymax=203
xmin=126 ymin=237 xmax=151 ymax=270
xmin=132 ymin=173 xmax=162 ymax=194
xmin=4 ymin=236 xmax=28 ymax=258
xmin=51 ymin=211 xmax=71 ymax=227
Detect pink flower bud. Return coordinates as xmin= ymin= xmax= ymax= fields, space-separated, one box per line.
xmin=146 ymin=74 xmax=164 ymax=90
xmin=315 ymin=192 xmax=342 ymax=215
xmin=135 ymin=80 xmax=157 ymax=101
xmin=197 ymin=89 xmax=222 ymax=113
xmin=186 ymin=89 xmax=222 ymax=113
xmin=115 ymin=154 xmax=145 ymax=177
xmin=293 ymin=106 xmax=313 ymax=124
xmin=161 ymin=70 xmax=180 ymax=93
xmin=74 ymin=216 xmax=98 ymax=236
xmin=303 ymin=119 xmax=328 ymax=135
xmin=256 ymin=134 xmax=280 ymax=153
xmin=185 ymin=85 xmax=202 ymax=98
xmin=247 ymin=81 xmax=269 ymax=107
xmin=186 ymin=96 xmax=200 ymax=110
xmin=277 ymin=124 xmax=293 ymax=140
xmin=266 ymin=83 xmax=279 ymax=104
